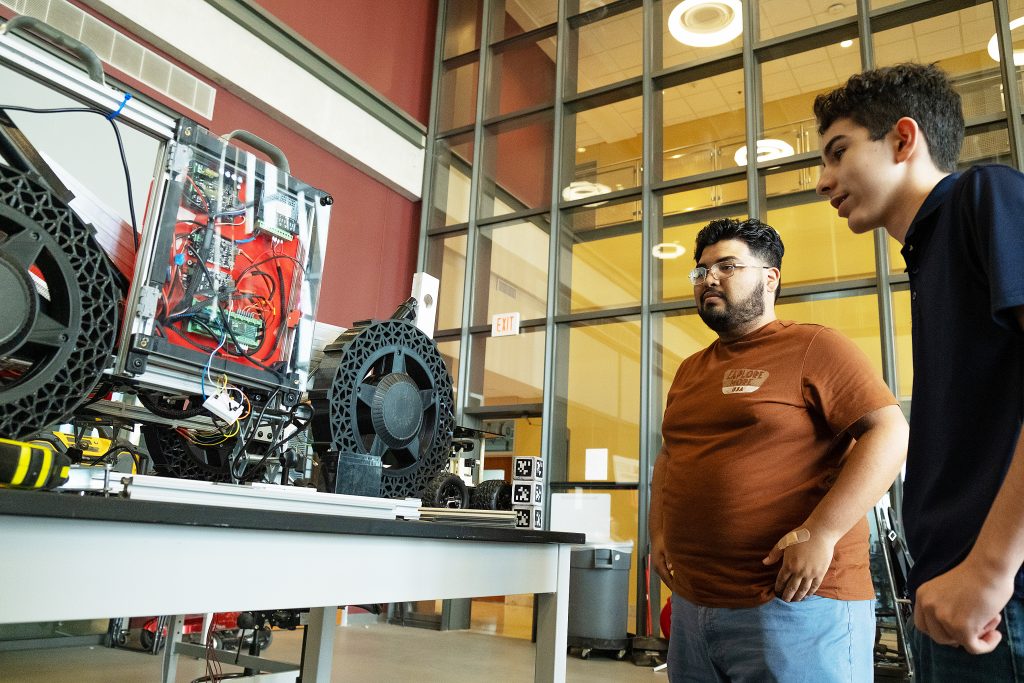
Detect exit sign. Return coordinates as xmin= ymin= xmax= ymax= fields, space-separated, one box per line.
xmin=491 ymin=312 xmax=521 ymax=337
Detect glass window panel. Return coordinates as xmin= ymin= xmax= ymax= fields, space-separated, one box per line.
xmin=473 ymin=217 xmax=550 ymax=325
xmin=759 ymin=0 xmax=855 ymax=40
xmin=549 ymin=488 xmax=640 ymax=620
xmin=776 ymin=294 xmax=884 ymax=377
xmin=762 ymin=41 xmax=862 ymax=156
xmin=561 ymin=197 xmax=642 ymax=313
xmin=468 ymin=329 xmax=546 ymax=407
xmin=656 ymin=310 xmax=720 ymax=414
xmin=479 ymin=111 xmax=554 ymax=219
xmin=657 ymin=183 xmax=747 ymax=303
xmin=490 ymin=0 xmax=556 ymax=42
xmin=766 ymin=198 xmax=876 ymax=285
xmin=661 ymin=70 xmax=745 ymax=182
xmin=655 ymin=0 xmax=743 ymax=69
xmin=893 ymin=289 xmax=912 ymax=402
xmin=438 ymin=59 xmax=480 ymax=132
xmin=874 ymin=6 xmax=1003 ymax=118
xmin=486 ymin=33 xmax=557 ymax=117
xmin=443 ymin=0 xmax=482 ymax=59
xmin=426 ymin=233 xmax=467 ymax=331
xmin=567 ymin=95 xmax=644 ymax=196
xmin=568 ymin=6 xmax=642 ymax=95
xmin=765 ymin=165 xmax=820 ymax=198
xmin=960 ymin=126 xmax=1012 ymax=167
xmin=1011 ymin=0 xmax=1024 ymax=101
xmin=436 ymin=337 xmax=462 ymax=403
xmin=429 ymin=133 xmax=474 ymax=230
xmin=563 ymin=319 xmax=641 ymax=482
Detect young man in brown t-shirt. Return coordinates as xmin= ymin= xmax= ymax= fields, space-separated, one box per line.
xmin=650 ymin=218 xmax=908 ymax=681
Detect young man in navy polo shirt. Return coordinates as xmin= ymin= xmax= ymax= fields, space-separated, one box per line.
xmin=814 ymin=63 xmax=1024 ymax=680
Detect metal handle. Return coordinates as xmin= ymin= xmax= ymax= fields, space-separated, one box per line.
xmin=0 ymin=16 xmax=105 ymax=85
xmin=224 ymin=129 xmax=290 ymax=174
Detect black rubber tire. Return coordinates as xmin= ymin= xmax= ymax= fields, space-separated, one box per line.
xmin=139 ymin=628 xmax=157 ymax=652
xmin=422 ymin=471 xmax=468 ymax=508
xmin=470 ymin=479 xmax=512 ymax=510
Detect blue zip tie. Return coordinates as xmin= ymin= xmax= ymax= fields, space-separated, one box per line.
xmin=106 ymin=92 xmax=132 ymax=120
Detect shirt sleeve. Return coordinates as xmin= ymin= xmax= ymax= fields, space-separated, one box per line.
xmin=800 ymin=327 xmax=898 ymax=436
xmin=961 ymin=165 xmax=1024 ymax=331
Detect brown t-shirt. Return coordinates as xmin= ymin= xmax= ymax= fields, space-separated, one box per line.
xmin=658 ymin=320 xmax=896 ymax=607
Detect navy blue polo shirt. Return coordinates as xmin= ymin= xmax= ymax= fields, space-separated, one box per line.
xmin=901 ymin=164 xmax=1024 ymax=600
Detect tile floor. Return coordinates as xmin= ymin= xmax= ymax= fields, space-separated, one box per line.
xmin=0 ymin=599 xmax=665 ymax=682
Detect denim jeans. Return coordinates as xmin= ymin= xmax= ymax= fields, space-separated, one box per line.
xmin=909 ymin=596 xmax=1024 ymax=681
xmin=667 ymin=593 xmax=875 ymax=682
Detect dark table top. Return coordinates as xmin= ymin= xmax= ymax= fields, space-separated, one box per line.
xmin=0 ymin=488 xmax=585 ymax=545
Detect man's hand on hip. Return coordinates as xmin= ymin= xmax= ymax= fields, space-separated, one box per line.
xmin=651 ymin=534 xmax=674 ymax=584
xmin=763 ymin=527 xmax=837 ymax=602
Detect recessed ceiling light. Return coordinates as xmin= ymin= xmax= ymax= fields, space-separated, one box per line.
xmin=734 ymin=139 xmax=795 ymax=166
xmin=987 ymin=17 xmax=1024 ymax=65
xmin=827 ymin=3 xmax=845 ymax=15
xmin=668 ymin=0 xmax=742 ymax=48
xmin=562 ymin=181 xmax=611 ymax=204
xmin=840 ymin=39 xmax=853 ymax=48
xmin=577 ymin=146 xmax=587 ymax=153
xmin=652 ymin=242 xmax=685 ymax=260
xmin=669 ymin=153 xmax=683 ymax=159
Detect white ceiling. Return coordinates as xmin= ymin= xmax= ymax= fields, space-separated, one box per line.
xmin=500 ymin=0 xmax=1007 ymax=148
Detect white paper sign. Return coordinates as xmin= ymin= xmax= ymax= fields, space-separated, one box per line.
xmin=585 ymin=448 xmax=609 ymax=480
xmin=491 ymin=311 xmax=520 ymax=337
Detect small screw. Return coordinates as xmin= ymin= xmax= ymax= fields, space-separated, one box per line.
xmin=319 ymin=194 xmax=334 ymax=206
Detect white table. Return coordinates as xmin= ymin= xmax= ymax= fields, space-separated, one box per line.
xmin=0 ymin=490 xmax=582 ymax=682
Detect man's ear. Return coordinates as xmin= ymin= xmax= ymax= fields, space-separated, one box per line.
xmin=765 ymin=266 xmax=781 ymax=293
xmin=892 ymin=116 xmax=923 ymax=163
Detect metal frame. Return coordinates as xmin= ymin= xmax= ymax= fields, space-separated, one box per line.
xmin=421 ymin=0 xmax=1024 ymax=638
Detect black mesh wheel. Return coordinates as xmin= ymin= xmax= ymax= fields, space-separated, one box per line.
xmin=141 ymin=425 xmax=230 ymax=482
xmin=309 ymin=319 xmax=454 ymax=499
xmin=0 ymin=165 xmax=121 ymax=438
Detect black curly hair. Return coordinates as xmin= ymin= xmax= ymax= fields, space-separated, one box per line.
xmin=695 ymin=218 xmax=784 ymax=299
xmin=813 ymin=63 xmax=963 ymax=173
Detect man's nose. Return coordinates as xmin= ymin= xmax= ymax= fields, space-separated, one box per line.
xmin=816 ymin=167 xmax=832 ymax=196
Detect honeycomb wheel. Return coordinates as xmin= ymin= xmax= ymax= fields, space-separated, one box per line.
xmin=0 ymin=164 xmax=121 ymax=438
xmin=309 ymin=319 xmax=454 ymax=499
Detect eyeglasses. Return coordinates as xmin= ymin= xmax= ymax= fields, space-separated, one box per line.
xmin=688 ymin=262 xmax=771 ymax=285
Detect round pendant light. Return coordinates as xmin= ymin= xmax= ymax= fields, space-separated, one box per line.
xmin=668 ymin=0 xmax=743 ymax=48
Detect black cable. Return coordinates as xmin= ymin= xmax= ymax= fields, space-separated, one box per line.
xmin=240 ymin=411 xmax=310 ymax=483
xmin=0 ymin=104 xmax=140 ymax=251
xmin=138 ymin=391 xmax=206 ymax=419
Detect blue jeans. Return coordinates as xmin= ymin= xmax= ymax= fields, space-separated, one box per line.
xmin=667 ymin=593 xmax=875 ymax=682
xmin=909 ymin=596 xmax=1024 ymax=681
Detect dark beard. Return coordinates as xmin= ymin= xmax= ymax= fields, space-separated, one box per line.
xmin=697 ymin=284 xmax=765 ymax=335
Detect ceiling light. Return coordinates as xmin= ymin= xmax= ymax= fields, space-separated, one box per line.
xmin=668 ymin=0 xmax=742 ymax=48
xmin=987 ymin=17 xmax=1024 ymax=65
xmin=840 ymin=39 xmax=853 ymax=48
xmin=562 ymin=180 xmax=611 ymax=204
xmin=577 ymin=146 xmax=587 ymax=153
xmin=669 ymin=153 xmax=683 ymax=159
xmin=827 ymin=3 xmax=845 ymax=15
xmin=734 ymin=139 xmax=795 ymax=166
xmin=652 ymin=242 xmax=685 ymax=260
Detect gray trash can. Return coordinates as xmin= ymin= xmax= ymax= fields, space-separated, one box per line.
xmin=567 ymin=541 xmax=633 ymax=657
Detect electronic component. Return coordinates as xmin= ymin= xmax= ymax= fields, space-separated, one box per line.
xmin=187 ymin=305 xmax=264 ymax=350
xmin=188 ymin=231 xmax=237 ymax=272
xmin=184 ymin=158 xmax=243 ymax=213
xmin=255 ymin=190 xmax=298 ymax=240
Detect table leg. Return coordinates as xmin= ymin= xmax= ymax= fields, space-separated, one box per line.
xmin=534 ymin=545 xmax=570 ymax=683
xmin=160 ymin=614 xmax=185 ymax=683
xmin=301 ymin=606 xmax=336 ymax=683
